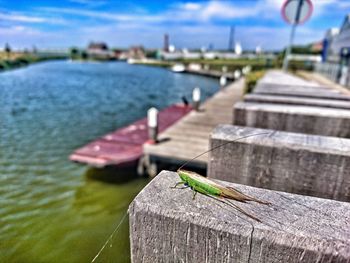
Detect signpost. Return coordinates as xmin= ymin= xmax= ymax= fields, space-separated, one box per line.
xmin=281 ymin=0 xmax=313 ymax=71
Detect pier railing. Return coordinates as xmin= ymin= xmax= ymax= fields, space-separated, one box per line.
xmin=129 ymin=70 xmax=350 ymax=262
xmin=314 ymin=62 xmax=350 ymax=88
xmin=129 ymin=171 xmax=350 ymax=263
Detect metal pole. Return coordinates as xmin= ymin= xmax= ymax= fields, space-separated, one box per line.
xmin=282 ymin=23 xmax=297 ymax=71
xmin=282 ymin=0 xmax=304 ymax=71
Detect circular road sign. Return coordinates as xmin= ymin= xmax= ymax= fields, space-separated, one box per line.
xmin=281 ymin=0 xmax=313 ymax=25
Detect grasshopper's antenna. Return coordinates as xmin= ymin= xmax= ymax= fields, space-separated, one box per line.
xmin=178 ymin=132 xmax=271 ymax=171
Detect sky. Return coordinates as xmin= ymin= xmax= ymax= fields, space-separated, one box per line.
xmin=0 ymin=0 xmax=350 ymax=51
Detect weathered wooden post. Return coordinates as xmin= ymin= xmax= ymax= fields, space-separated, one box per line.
xmin=242 ymin=65 xmax=251 ymax=75
xmin=129 ymin=171 xmax=350 ymax=263
xmin=208 ymin=124 xmax=350 ymax=202
xmin=147 ymin=107 xmax=158 ymax=144
xmin=234 ymin=69 xmax=241 ymax=80
xmin=192 ymin=87 xmax=201 ymax=111
xmin=219 ymin=75 xmax=227 ymax=89
xmin=233 ymin=101 xmax=350 ymax=138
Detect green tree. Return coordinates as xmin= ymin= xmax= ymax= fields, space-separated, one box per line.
xmin=70 ymin=47 xmax=79 ymax=59
xmin=81 ymin=51 xmax=88 ymax=60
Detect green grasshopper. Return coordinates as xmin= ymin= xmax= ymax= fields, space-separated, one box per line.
xmin=172 ymin=132 xmax=271 ymax=222
xmin=91 ymin=133 xmax=272 ymax=262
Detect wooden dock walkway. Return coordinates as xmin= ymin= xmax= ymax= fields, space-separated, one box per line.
xmin=143 ymin=79 xmax=244 ymax=170
xmin=70 ymin=104 xmax=192 ymax=168
xmin=185 ymin=69 xmax=235 ymax=80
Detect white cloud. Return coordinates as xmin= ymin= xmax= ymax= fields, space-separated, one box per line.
xmin=0 ymin=25 xmax=42 ymax=38
xmin=251 ymin=0 xmax=341 ymax=21
xmin=181 ymin=3 xmax=202 ymax=11
xmin=198 ymin=1 xmax=258 ymax=20
xmin=264 ymin=0 xmax=284 ymax=10
xmin=338 ymin=1 xmax=350 ymax=8
xmin=0 ymin=13 xmax=46 ymax=23
xmin=54 ymin=20 xmax=323 ymax=50
xmin=38 ymin=0 xmax=338 ymax=26
xmin=68 ymin=0 xmax=107 ymax=7
xmin=310 ymin=0 xmax=338 ymax=17
xmin=39 ymin=7 xmax=164 ymax=23
xmin=2 ymin=0 xmax=348 ymax=49
xmin=39 ymin=1 xmax=260 ymax=25
xmin=0 ymin=12 xmax=66 ymax=24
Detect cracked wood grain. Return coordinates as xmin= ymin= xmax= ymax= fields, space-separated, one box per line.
xmin=129 ymin=171 xmax=350 ymax=263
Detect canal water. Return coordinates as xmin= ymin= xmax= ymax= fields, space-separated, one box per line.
xmin=0 ymin=61 xmax=218 ymax=262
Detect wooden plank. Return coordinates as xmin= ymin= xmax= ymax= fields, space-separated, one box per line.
xmin=70 ymin=104 xmax=192 ymax=167
xmin=144 ymin=79 xmax=244 ymax=166
xmin=208 ymin=125 xmax=350 ymax=202
xmin=144 ymin=145 xmax=207 ymax=163
xmin=130 ymin=171 xmax=350 ymax=263
xmin=244 ymin=93 xmax=350 ymax=110
xmin=254 ymin=83 xmax=350 ymax=101
xmin=234 ymin=101 xmax=350 ymax=138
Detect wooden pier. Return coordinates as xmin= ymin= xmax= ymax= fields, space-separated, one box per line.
xmin=70 ymin=104 xmax=191 ymax=168
xmin=185 ymin=68 xmax=236 ymax=80
xmin=143 ymin=79 xmax=244 ymax=170
xmin=130 ymin=71 xmax=350 ymax=262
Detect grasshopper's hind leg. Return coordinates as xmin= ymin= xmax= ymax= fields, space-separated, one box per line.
xmin=171 ymin=182 xmax=185 ymax=189
xmin=192 ymin=190 xmax=197 ymax=200
xmin=225 ymin=199 xmax=261 ymax=223
xmin=205 ymin=194 xmax=262 ymax=223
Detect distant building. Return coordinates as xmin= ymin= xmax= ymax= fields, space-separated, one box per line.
xmin=203 ymin=52 xmax=216 ymax=60
xmin=88 ymin=42 xmax=108 ymax=51
xmin=316 ymin=14 xmax=350 ymax=87
xmin=113 ymin=49 xmax=123 ymax=60
xmin=310 ymin=41 xmax=323 ymax=53
xmin=323 ymin=15 xmax=350 ymax=65
xmin=322 ymin=28 xmax=340 ymax=62
xmin=128 ymin=46 xmax=146 ymax=59
xmin=87 ymin=42 xmax=112 ymax=59
xmin=164 ymin=34 xmax=169 ymax=52
xmin=160 ymin=51 xmax=183 ymax=60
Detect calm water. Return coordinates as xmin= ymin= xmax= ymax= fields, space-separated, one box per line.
xmin=0 ymin=61 xmax=218 ymax=262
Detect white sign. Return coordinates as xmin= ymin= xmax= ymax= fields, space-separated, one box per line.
xmin=282 ymin=0 xmax=313 ymax=25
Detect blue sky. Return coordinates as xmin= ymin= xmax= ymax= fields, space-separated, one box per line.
xmin=0 ymin=0 xmax=349 ymax=51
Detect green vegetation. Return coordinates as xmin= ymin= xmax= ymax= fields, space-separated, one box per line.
xmin=244 ymin=70 xmax=266 ymax=94
xmin=284 ymin=45 xmax=322 ymax=55
xmin=0 ymin=52 xmax=67 ymax=72
xmin=69 ymin=47 xmax=114 ymax=61
xmin=274 ymin=44 xmax=321 ymax=72
xmin=173 ymin=58 xmax=275 ymax=71
xmin=69 ymin=47 xmax=80 ymax=60
xmin=134 ymin=58 xmax=277 ymax=72
xmin=145 ymin=49 xmax=158 ymax=58
xmin=133 ymin=60 xmax=173 ymax=68
xmin=272 ymin=58 xmax=314 ymax=72
xmin=4 ymin=43 xmax=11 ymax=59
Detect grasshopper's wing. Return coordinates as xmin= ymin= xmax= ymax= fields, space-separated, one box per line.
xmin=219 ymin=185 xmax=270 ymax=205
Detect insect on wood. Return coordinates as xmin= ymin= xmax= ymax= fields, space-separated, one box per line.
xmin=172 ymin=132 xmax=271 ymax=222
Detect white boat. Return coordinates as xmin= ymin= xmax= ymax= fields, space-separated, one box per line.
xmin=171 ymin=63 xmax=185 ymax=73
xmin=127 ymin=58 xmax=136 ymax=64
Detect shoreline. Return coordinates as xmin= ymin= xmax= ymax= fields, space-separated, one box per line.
xmin=0 ymin=55 xmax=67 ymax=73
